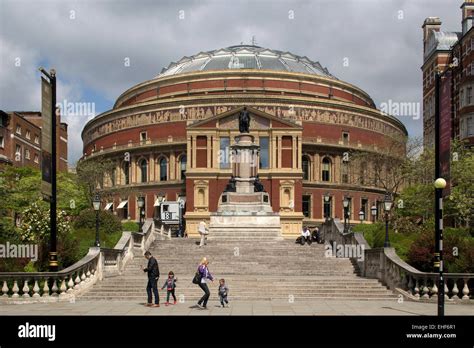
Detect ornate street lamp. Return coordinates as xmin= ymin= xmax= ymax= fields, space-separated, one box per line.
xmin=371 ymin=204 xmax=377 ymax=223
xmin=137 ymin=195 xmax=145 ymax=233
xmin=343 ymin=196 xmax=349 ymax=233
xmin=383 ymin=194 xmax=393 ymax=247
xmin=359 ymin=209 xmax=365 ymax=224
xmin=324 ymin=194 xmax=330 ymax=223
xmin=93 ymin=193 xmax=101 ymax=247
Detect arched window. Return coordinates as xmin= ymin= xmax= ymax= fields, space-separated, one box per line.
xmin=160 ymin=158 xmax=167 ymax=181
xmin=322 ymin=157 xmax=331 ymax=182
xmin=122 ymin=162 xmax=130 ymax=185
xmin=139 ymin=159 xmax=148 ymax=183
xmin=302 ymin=156 xmax=310 ymax=180
xmin=179 ymin=155 xmax=187 ymax=180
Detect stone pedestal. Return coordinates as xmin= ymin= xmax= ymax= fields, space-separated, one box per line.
xmin=209 ymin=134 xmax=282 ymax=240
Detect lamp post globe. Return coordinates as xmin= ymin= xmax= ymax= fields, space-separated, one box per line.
xmin=434 ymin=178 xmax=447 ymax=189
xmin=371 ymin=204 xmax=377 ymax=223
xmin=359 ymin=209 xmax=365 ymax=224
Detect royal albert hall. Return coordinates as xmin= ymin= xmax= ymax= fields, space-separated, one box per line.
xmin=80 ymin=45 xmax=408 ymax=238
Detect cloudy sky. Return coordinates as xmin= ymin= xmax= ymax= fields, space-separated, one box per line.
xmin=0 ymin=0 xmax=461 ymax=165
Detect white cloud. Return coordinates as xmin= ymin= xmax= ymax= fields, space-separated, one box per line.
xmin=0 ymin=0 xmax=464 ymax=163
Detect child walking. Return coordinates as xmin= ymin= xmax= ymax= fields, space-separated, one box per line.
xmin=218 ymin=279 xmax=229 ymax=308
xmin=161 ymin=271 xmax=178 ymax=305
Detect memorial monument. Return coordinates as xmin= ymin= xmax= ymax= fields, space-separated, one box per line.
xmin=208 ymin=108 xmax=282 ymax=240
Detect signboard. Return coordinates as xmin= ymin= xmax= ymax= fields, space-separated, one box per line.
xmin=41 ymin=77 xmax=52 ymax=199
xmin=160 ymin=202 xmax=181 ymax=224
xmin=439 ymin=71 xmax=452 ymax=196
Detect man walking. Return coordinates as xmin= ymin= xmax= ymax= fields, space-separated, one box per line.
xmin=143 ymin=251 xmax=160 ymax=307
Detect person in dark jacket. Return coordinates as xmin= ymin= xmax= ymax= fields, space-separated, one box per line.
xmin=143 ymin=251 xmax=160 ymax=307
xmin=196 ymin=257 xmax=214 ymax=309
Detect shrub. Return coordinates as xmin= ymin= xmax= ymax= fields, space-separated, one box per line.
xmin=407 ymin=227 xmax=474 ymax=273
xmin=122 ymin=221 xmax=139 ymax=232
xmin=73 ymin=209 xmax=122 ymax=234
xmin=73 ymin=228 xmax=124 ymax=259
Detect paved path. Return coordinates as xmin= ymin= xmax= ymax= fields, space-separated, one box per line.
xmin=0 ymin=299 xmax=472 ymax=315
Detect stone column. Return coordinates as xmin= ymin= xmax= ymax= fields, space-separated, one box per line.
xmin=277 ymin=136 xmax=282 ymax=168
xmin=271 ymin=135 xmax=276 ymax=169
xmin=297 ymin=136 xmax=302 ymax=170
xmin=334 ymin=155 xmax=341 ymax=183
xmin=192 ymin=136 xmax=196 ymax=169
xmin=313 ymin=153 xmax=320 ymax=182
xmin=149 ymin=155 xmax=155 ymax=182
xmin=207 ymin=136 xmax=211 ymax=168
xmin=213 ymin=136 xmax=219 ymax=169
xmin=170 ymin=151 xmax=176 ymax=180
xmin=116 ymin=161 xmax=121 ymax=185
xmin=292 ymin=136 xmax=297 ymax=169
xmin=131 ymin=155 xmax=136 ymax=183
xmin=187 ymin=136 xmax=192 ymax=168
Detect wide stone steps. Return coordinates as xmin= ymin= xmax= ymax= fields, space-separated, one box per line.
xmin=78 ymin=238 xmax=396 ymax=301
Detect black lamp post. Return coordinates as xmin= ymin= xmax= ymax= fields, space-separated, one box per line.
xmin=324 ymin=194 xmax=330 ymax=223
xmin=434 ymin=177 xmax=447 ymax=316
xmin=93 ymin=193 xmax=101 ymax=247
xmin=137 ymin=195 xmax=145 ymax=233
xmin=343 ymin=197 xmax=349 ymax=233
xmin=371 ymin=204 xmax=377 ymax=223
xmin=383 ymin=194 xmax=393 ymax=247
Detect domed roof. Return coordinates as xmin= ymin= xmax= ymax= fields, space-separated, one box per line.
xmin=157 ymin=45 xmax=337 ymax=79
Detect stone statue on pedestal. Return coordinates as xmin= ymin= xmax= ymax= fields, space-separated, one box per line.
xmin=239 ymin=107 xmax=250 ymax=133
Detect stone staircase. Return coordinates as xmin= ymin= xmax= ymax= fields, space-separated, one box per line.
xmin=79 ymin=238 xmax=397 ymax=301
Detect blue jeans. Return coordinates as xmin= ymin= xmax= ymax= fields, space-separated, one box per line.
xmin=147 ymin=278 xmax=159 ymax=304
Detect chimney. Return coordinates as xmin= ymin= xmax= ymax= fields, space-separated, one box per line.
xmin=422 ymin=17 xmax=442 ymax=55
xmin=461 ymin=0 xmax=474 ymax=34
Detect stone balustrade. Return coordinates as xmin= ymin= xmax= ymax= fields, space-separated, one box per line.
xmin=0 ymin=221 xmax=157 ymax=304
xmin=0 ymin=247 xmax=101 ymax=303
xmin=322 ymin=218 xmax=473 ymax=302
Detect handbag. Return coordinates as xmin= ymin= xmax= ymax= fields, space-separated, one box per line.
xmin=192 ymin=271 xmax=202 ymax=284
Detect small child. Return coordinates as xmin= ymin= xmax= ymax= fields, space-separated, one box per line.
xmin=218 ymin=279 xmax=229 ymax=308
xmin=161 ymin=271 xmax=178 ymax=305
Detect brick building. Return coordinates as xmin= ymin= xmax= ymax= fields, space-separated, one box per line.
xmin=422 ymin=0 xmax=474 ymax=149
xmin=80 ymin=45 xmax=407 ymax=238
xmin=0 ymin=110 xmax=68 ymax=172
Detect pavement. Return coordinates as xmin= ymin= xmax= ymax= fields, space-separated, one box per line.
xmin=0 ymin=299 xmax=472 ymax=316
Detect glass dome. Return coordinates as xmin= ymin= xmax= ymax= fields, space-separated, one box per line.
xmin=157 ymin=45 xmax=336 ymax=79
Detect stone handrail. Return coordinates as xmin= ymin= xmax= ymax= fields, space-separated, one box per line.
xmin=131 ymin=219 xmax=156 ymax=253
xmin=0 ymin=247 xmax=102 ymax=303
xmin=0 ymin=228 xmax=141 ymax=303
xmin=101 ymin=231 xmax=135 ymax=276
xmin=321 ymin=218 xmax=473 ymax=302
